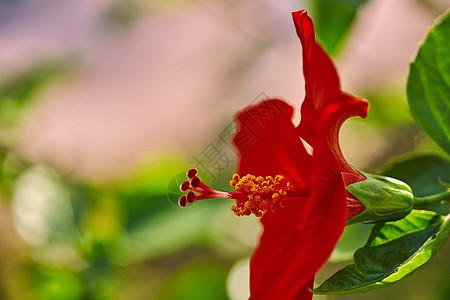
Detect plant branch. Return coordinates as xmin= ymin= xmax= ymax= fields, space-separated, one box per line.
xmin=413 ymin=190 xmax=450 ymax=209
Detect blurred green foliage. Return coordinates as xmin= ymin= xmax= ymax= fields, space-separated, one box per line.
xmin=0 ymin=62 xmax=70 ymax=128
xmin=3 ymin=159 xmax=245 ymax=299
xmin=311 ymin=0 xmax=369 ymax=55
xmin=0 ymin=62 xmax=246 ymax=299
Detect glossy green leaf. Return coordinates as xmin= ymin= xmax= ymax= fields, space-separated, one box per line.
xmin=381 ymin=153 xmax=450 ymax=197
xmin=330 ymin=223 xmax=373 ymax=262
xmin=381 ymin=153 xmax=450 ymax=215
xmin=407 ymin=11 xmax=450 ymax=153
xmin=311 ymin=0 xmax=369 ymax=55
xmin=313 ymin=210 xmax=449 ymax=294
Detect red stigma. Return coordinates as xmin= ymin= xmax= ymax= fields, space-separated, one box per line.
xmin=178 ymin=169 xmax=231 ymax=208
xmin=187 ymin=191 xmax=196 ymax=203
xmin=191 ymin=177 xmax=200 ymax=188
xmin=179 ymin=195 xmax=187 ymax=207
xmin=180 ymin=181 xmax=190 ymax=192
xmin=187 ymin=168 xmax=198 ymax=179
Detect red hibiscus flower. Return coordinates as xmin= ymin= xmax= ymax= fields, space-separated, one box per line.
xmin=179 ymin=9 xmax=369 ymax=300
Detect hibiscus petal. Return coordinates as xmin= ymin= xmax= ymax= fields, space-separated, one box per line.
xmin=236 ymin=10 xmax=369 ymax=300
xmin=314 ymin=91 xmax=368 ymax=175
xmin=293 ymin=10 xmax=340 ymax=145
xmin=293 ymin=9 xmax=368 ymax=177
xmin=233 ymin=99 xmax=311 ymax=188
xmin=255 ymin=176 xmax=347 ymax=300
xmin=249 ymin=158 xmax=349 ymax=300
xmin=232 ymin=100 xmax=316 ymax=299
xmin=249 ymin=195 xmax=318 ymax=300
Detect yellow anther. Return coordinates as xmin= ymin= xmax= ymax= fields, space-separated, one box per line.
xmin=275 ymin=175 xmax=284 ymax=182
xmin=232 ymin=174 xmax=240 ymax=182
xmin=228 ymin=173 xmax=294 ymax=217
xmin=260 ymin=201 xmax=269 ymax=211
xmin=245 ymin=201 xmax=255 ymax=209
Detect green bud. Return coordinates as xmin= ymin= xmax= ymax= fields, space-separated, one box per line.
xmin=346 ymin=168 xmax=414 ymax=225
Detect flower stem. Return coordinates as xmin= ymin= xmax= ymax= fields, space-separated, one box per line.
xmin=413 ymin=190 xmax=450 ymax=209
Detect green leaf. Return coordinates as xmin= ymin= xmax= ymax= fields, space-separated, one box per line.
xmin=313 ymin=210 xmax=450 ymax=294
xmin=381 ymin=153 xmax=450 ymax=197
xmin=330 ymin=223 xmax=373 ymax=262
xmin=407 ymin=11 xmax=450 ymax=153
xmin=381 ymin=153 xmax=450 ymax=215
xmin=311 ymin=0 xmax=370 ymax=55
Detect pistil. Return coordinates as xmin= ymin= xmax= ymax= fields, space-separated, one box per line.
xmin=179 ymin=169 xmax=309 ymax=217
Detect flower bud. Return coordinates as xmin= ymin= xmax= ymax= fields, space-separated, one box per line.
xmin=346 ymin=169 xmax=414 ymax=224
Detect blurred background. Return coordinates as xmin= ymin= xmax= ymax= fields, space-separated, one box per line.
xmin=0 ymin=0 xmax=449 ymax=299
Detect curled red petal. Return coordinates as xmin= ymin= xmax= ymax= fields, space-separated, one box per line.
xmin=314 ymin=91 xmax=368 ymax=175
xmin=293 ymin=10 xmax=368 ymax=177
xmin=293 ymin=10 xmax=340 ymax=146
